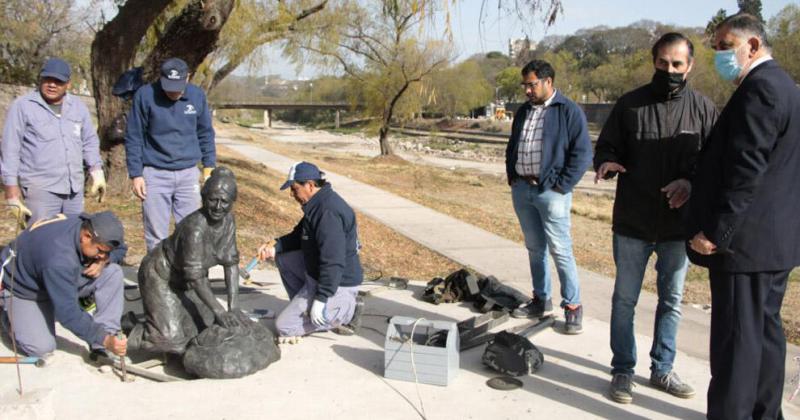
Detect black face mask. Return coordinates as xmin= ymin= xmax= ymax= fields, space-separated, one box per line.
xmin=651 ymin=69 xmax=685 ymax=95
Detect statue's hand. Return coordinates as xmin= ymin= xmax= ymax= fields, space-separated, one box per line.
xmin=215 ymin=311 xmax=241 ymax=329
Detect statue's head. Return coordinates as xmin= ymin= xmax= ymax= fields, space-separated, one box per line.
xmin=201 ymin=167 xmax=237 ymax=223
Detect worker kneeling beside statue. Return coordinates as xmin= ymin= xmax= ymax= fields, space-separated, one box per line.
xmin=0 ymin=211 xmax=128 ymax=362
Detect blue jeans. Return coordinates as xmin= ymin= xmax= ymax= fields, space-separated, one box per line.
xmin=610 ymin=233 xmax=688 ymax=376
xmin=511 ymin=181 xmax=580 ymax=307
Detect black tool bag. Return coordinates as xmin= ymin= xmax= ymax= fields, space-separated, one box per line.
xmin=481 ymin=331 xmax=544 ymax=376
xmin=423 ymin=269 xmax=526 ymax=312
xmin=473 ymin=276 xmax=529 ymax=313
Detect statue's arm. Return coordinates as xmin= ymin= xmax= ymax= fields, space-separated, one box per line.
xmin=223 ymin=264 xmax=239 ymax=310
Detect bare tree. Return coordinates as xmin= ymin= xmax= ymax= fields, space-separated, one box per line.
xmin=0 ymin=0 xmax=80 ymax=84
xmin=299 ymin=1 xmax=451 ymax=155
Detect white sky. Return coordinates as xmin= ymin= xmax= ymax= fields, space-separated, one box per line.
xmin=261 ymin=0 xmax=797 ymax=79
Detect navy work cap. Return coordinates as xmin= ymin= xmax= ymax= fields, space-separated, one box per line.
xmin=160 ymin=57 xmax=189 ymax=92
xmin=84 ymin=211 xmax=125 ymax=249
xmin=280 ymin=161 xmax=325 ymax=190
xmin=112 ymin=67 xmax=144 ymax=99
xmin=40 ymin=58 xmax=71 ymax=82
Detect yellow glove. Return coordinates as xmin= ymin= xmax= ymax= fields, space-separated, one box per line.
xmin=88 ymin=169 xmax=107 ymax=203
xmin=7 ymin=198 xmax=32 ymax=230
xmin=202 ymin=167 xmax=214 ymax=183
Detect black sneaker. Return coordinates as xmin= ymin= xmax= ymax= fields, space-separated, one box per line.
xmin=511 ymin=296 xmax=553 ymax=319
xmin=609 ymin=373 xmax=634 ymax=404
xmin=650 ymin=370 xmax=695 ymax=399
xmin=563 ymin=305 xmax=583 ymax=335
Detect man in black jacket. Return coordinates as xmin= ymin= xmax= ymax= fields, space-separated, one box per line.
xmin=595 ymin=33 xmax=718 ymax=404
xmin=689 ymin=14 xmax=800 ymax=419
xmin=258 ymin=162 xmax=363 ymax=342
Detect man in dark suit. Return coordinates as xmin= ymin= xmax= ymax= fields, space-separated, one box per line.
xmin=688 ymin=13 xmax=800 ymax=420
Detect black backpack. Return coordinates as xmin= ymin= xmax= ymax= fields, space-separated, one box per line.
xmin=482 ymin=330 xmax=544 ymax=376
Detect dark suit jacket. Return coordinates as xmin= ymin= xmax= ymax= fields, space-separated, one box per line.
xmin=687 ymin=60 xmax=800 ymax=272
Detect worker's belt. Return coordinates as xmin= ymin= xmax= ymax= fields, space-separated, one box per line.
xmin=518 ymin=175 xmax=540 ymax=185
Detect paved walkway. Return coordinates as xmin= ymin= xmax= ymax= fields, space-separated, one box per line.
xmin=220 ymin=135 xmax=800 ymax=414
xmin=251 ymin=123 xmax=617 ymax=196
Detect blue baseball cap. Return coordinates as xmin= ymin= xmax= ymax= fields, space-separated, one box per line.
xmin=280 ymin=161 xmax=325 ymax=190
xmin=40 ymin=58 xmax=71 ymax=82
xmin=160 ymin=57 xmax=189 ymax=92
xmin=83 ymin=211 xmax=125 ymax=249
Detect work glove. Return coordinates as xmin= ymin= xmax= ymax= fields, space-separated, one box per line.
xmin=309 ymin=300 xmax=327 ymax=327
xmin=202 ymin=167 xmax=214 ymax=183
xmin=7 ymin=198 xmax=32 ymax=230
xmin=88 ymin=169 xmax=107 ymax=203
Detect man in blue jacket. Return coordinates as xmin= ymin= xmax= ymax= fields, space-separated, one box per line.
xmin=125 ymin=57 xmax=216 ymax=251
xmin=0 ymin=212 xmax=128 ymax=360
xmin=1 ymin=58 xmax=106 ymax=229
xmin=257 ymin=162 xmax=363 ymax=342
xmin=505 ymin=60 xmax=592 ymax=334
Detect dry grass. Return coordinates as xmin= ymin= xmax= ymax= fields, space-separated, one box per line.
xmin=0 ymin=145 xmax=459 ymax=289
xmin=223 ymin=122 xmax=800 ymax=344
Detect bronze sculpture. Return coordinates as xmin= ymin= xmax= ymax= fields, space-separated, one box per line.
xmin=129 ymin=167 xmax=279 ymax=378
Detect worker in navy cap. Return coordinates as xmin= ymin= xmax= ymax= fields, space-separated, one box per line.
xmin=0 ymin=57 xmax=106 ymax=229
xmin=0 ymin=211 xmax=128 ymax=360
xmin=257 ymin=161 xmax=364 ymax=344
xmin=125 ymin=57 xmax=216 ymax=251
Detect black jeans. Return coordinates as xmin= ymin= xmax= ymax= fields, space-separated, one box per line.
xmin=707 ymin=269 xmax=789 ymax=420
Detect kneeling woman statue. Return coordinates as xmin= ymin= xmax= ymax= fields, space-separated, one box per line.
xmin=132 ymin=167 xmax=242 ymax=354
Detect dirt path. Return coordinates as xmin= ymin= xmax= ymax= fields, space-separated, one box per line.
xmin=251 ymin=122 xmax=616 ymax=196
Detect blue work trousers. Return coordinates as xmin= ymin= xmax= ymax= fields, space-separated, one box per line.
xmin=274 ymin=250 xmax=359 ymax=337
xmin=141 ymin=166 xmax=201 ymax=251
xmin=2 ymin=263 xmax=124 ymax=357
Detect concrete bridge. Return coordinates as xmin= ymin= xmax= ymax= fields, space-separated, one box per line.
xmin=213 ymin=101 xmax=355 ymax=128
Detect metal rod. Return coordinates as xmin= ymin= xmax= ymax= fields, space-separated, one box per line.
xmin=117 ymin=332 xmax=127 ymax=382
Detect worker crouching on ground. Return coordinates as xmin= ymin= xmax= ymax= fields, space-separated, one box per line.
xmin=258 ymin=161 xmax=363 ymax=343
xmin=0 ymin=212 xmax=128 ymax=361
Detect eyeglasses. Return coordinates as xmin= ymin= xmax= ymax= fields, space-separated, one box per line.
xmin=520 ymin=80 xmax=543 ymax=89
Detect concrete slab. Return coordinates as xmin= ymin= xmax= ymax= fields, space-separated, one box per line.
xmin=219 ymin=135 xmax=800 ymax=415
xmin=0 ymin=266 xmax=713 ymax=420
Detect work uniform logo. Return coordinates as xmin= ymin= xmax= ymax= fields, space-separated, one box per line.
xmin=184 ymin=104 xmax=197 ymax=115
xmin=73 ymin=123 xmax=81 ymax=137
xmin=167 ymin=69 xmax=181 ymax=80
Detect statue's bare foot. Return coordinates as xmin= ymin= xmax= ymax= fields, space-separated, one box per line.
xmin=278 ymin=336 xmax=303 ymax=345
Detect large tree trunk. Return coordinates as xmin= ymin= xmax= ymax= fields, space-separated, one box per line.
xmin=91 ymin=0 xmax=234 ymax=196
xmin=141 ymin=0 xmax=235 ymax=80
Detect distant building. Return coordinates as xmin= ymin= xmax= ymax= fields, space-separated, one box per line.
xmin=509 ymin=37 xmax=536 ymax=62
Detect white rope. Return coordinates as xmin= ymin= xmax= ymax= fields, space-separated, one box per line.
xmin=409 ymin=317 xmax=428 ymax=420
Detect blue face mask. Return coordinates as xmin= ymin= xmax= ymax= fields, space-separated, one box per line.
xmin=714 ymin=48 xmax=743 ymax=82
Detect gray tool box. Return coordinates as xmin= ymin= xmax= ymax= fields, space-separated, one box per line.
xmin=384 ymin=316 xmax=459 ymax=386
